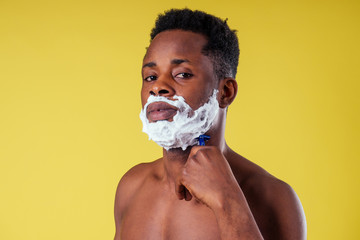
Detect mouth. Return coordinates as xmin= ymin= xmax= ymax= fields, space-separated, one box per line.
xmin=146 ymin=102 xmax=178 ymax=122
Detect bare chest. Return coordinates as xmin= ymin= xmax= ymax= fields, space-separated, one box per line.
xmin=120 ymin=187 xmax=221 ymax=240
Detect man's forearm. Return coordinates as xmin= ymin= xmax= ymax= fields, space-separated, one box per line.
xmin=213 ymin=191 xmax=264 ymax=240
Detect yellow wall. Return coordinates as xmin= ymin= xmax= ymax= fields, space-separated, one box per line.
xmin=0 ymin=0 xmax=359 ymax=239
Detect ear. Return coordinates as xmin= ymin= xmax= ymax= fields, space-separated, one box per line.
xmin=218 ymin=77 xmax=238 ymax=108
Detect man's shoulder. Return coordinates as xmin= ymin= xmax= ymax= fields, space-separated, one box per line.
xmin=116 ymin=159 xmax=161 ymax=196
xmin=114 ymin=159 xmax=161 ymax=219
xmin=230 ymin=152 xmax=301 ymax=209
xmin=241 ymin=167 xmax=306 ymax=238
xmin=228 ymin=150 xmax=306 ymax=237
xmin=244 ymin=172 xmax=299 ymax=206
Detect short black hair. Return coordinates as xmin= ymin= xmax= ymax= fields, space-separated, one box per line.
xmin=150 ymin=8 xmax=239 ymax=80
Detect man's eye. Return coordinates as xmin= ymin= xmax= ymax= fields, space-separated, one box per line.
xmin=175 ymin=73 xmax=193 ymax=79
xmin=144 ymin=75 xmax=157 ymax=82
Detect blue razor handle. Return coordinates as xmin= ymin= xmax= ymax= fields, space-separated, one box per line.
xmin=196 ymin=135 xmax=210 ymax=146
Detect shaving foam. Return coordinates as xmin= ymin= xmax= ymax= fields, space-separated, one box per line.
xmin=139 ymin=89 xmax=219 ymax=151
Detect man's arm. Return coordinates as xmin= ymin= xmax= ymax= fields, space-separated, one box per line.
xmin=259 ymin=179 xmax=307 ymax=239
xmin=176 ymin=146 xmax=306 ymax=240
xmin=114 ymin=163 xmax=151 ymax=240
xmin=114 ymin=177 xmax=126 ymax=240
xmin=213 ymin=185 xmax=264 ymax=240
xmin=215 ymin=178 xmax=306 ymax=240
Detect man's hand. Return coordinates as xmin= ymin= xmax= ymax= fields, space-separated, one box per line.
xmin=176 ymin=146 xmax=265 ymax=239
xmin=176 ymin=146 xmax=242 ymax=209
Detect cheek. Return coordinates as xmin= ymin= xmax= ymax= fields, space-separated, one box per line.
xmin=189 ymin=87 xmax=215 ymax=110
xmin=177 ymin=87 xmax=213 ymax=110
xmin=181 ymin=93 xmax=205 ymax=110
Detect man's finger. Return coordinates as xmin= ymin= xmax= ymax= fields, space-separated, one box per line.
xmin=189 ymin=145 xmax=202 ymax=157
xmin=176 ymin=183 xmax=185 ymax=200
xmin=176 ymin=174 xmax=193 ymax=201
xmin=184 ymin=188 xmax=192 ymax=201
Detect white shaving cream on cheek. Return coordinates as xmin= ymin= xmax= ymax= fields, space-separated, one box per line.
xmin=139 ymin=89 xmax=219 ymax=151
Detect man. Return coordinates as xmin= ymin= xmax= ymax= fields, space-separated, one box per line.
xmin=114 ymin=9 xmax=306 ymax=240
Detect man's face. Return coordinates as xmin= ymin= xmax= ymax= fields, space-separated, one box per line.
xmin=141 ymin=30 xmax=218 ymax=122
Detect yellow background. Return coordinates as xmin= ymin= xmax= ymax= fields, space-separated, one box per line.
xmin=0 ymin=0 xmax=359 ymax=239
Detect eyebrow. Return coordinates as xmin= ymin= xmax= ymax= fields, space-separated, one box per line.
xmin=142 ymin=58 xmax=190 ymax=69
xmin=142 ymin=62 xmax=156 ymax=68
xmin=171 ymin=58 xmax=190 ymax=65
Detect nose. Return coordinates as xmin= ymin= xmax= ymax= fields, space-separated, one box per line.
xmin=149 ymin=75 xmax=175 ymax=97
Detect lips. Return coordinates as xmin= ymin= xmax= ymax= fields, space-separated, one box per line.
xmin=146 ymin=102 xmax=178 ymax=122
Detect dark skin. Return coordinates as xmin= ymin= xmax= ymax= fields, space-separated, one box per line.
xmin=114 ymin=30 xmax=306 ymax=240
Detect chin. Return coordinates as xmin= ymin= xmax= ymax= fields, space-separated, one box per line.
xmin=164 ymin=146 xmax=192 ymax=153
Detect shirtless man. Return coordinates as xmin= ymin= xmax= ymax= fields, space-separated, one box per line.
xmin=114 ymin=9 xmax=306 ymax=240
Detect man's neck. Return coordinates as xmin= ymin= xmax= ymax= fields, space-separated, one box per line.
xmin=161 ymin=147 xmax=190 ymax=187
xmin=161 ymin=132 xmax=227 ymax=187
xmin=160 ymin=109 xmax=228 ymax=188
